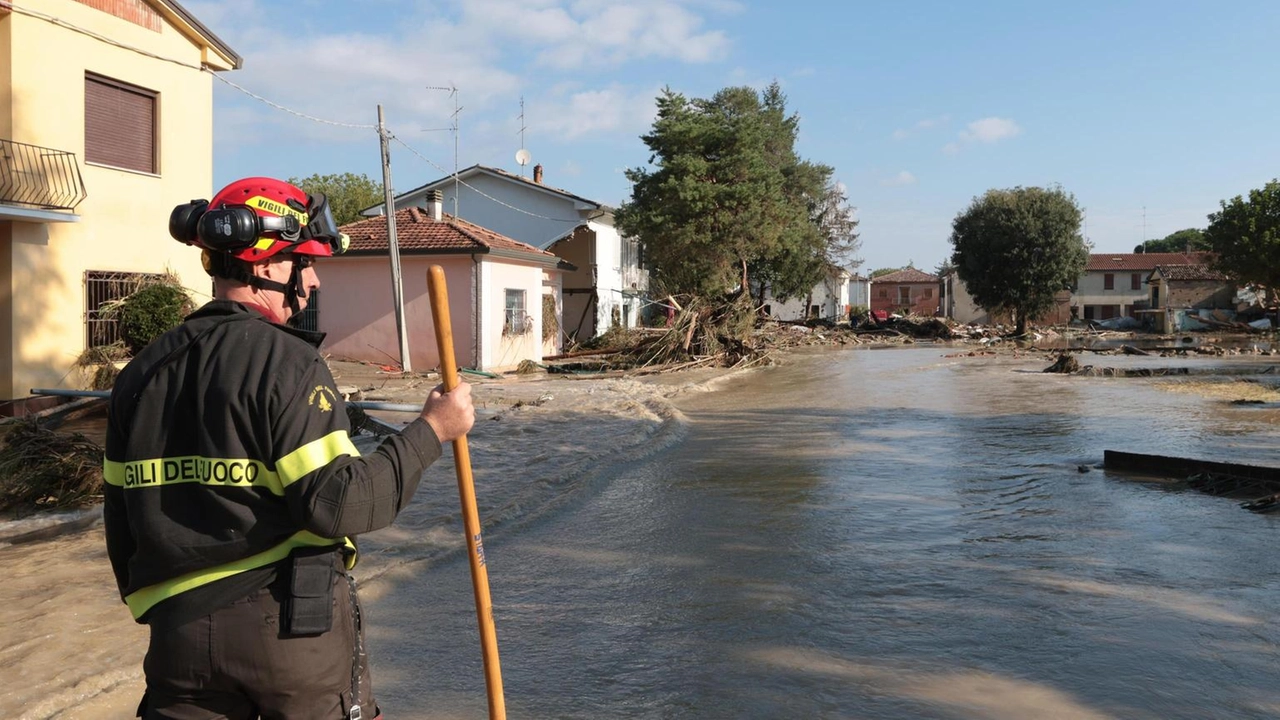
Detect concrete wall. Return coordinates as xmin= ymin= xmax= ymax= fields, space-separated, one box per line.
xmin=944 ymin=274 xmax=992 ymax=325
xmin=541 ymin=268 xmax=563 ymax=356
xmin=319 ymin=255 xmax=552 ymax=372
xmin=480 ymin=259 xmax=545 ymax=371
xmin=848 ymin=278 xmax=870 ymax=309
xmin=319 ymin=256 xmax=475 ymax=372
xmin=4 ymin=0 xmax=222 ymax=398
xmin=1165 ymin=280 xmax=1235 ymax=310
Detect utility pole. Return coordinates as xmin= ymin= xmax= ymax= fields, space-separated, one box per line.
xmin=377 ymin=104 xmax=412 ymax=373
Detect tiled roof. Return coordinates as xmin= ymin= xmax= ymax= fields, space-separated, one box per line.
xmin=1086 ymin=252 xmax=1211 ymax=272
xmin=1153 ymin=264 xmax=1229 ymax=281
xmin=871 ymin=268 xmax=939 ymax=284
xmin=339 ymin=207 xmax=559 ymax=260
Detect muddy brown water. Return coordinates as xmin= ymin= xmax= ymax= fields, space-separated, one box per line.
xmin=6 ymin=346 xmax=1280 ymax=719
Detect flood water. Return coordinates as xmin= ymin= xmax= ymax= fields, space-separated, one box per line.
xmin=368 ymin=347 xmax=1280 ymax=720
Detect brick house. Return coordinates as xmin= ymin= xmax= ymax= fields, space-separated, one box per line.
xmin=870 ymin=268 xmax=939 ymax=317
xmin=1147 ymin=264 xmax=1235 ymax=333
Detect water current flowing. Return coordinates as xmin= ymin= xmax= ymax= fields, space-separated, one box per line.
xmin=371 ymin=346 xmax=1280 ymax=720
xmin=5 ymin=345 xmax=1280 ymax=719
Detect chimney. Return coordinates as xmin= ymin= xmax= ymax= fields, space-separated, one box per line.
xmin=533 ymin=164 xmax=543 ymax=185
xmin=428 ymin=189 xmax=443 ymax=221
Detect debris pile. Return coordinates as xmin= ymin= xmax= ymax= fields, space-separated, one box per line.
xmin=0 ymin=418 xmax=103 ymax=514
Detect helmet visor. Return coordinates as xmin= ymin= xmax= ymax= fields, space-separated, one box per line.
xmin=304 ymin=194 xmax=350 ymax=255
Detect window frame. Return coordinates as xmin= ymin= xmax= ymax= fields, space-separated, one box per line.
xmin=85 ymin=72 xmax=159 ymax=175
xmin=503 ymin=289 xmax=528 ymax=336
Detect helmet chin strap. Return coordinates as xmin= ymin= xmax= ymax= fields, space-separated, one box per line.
xmin=231 ymin=256 xmax=307 ymax=321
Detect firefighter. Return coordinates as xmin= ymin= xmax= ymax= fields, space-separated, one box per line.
xmin=104 ymin=177 xmax=475 ymax=719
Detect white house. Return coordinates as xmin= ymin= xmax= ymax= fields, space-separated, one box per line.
xmin=760 ymin=266 xmax=853 ymax=321
xmin=322 ymin=197 xmax=568 ymax=373
xmin=363 ymin=164 xmax=647 ymax=342
xmin=848 ymin=274 xmax=870 ymax=310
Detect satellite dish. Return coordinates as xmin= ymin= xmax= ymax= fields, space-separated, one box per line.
xmin=515 ymin=148 xmax=531 ymax=167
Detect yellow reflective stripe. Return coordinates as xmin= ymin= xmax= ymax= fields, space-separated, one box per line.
xmin=103 ymin=456 xmax=283 ymax=495
xmin=124 ymin=530 xmax=349 ymax=619
xmin=275 ymin=430 xmax=359 ymax=487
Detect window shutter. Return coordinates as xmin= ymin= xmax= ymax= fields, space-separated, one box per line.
xmin=85 ymin=74 xmax=156 ymax=174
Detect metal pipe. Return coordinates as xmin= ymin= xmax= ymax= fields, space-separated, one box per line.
xmin=30 ymin=389 xmax=422 ymax=414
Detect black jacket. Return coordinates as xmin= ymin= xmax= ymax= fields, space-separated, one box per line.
xmin=104 ymin=300 xmax=441 ymax=622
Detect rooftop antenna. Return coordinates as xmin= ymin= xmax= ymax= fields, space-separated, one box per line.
xmin=427 ymin=84 xmax=461 ymax=217
xmin=516 ymin=96 xmax=530 ymax=177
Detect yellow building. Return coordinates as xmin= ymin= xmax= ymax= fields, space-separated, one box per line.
xmin=0 ymin=0 xmax=239 ymax=407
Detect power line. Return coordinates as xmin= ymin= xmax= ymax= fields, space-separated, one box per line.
xmin=387 ymin=134 xmax=580 ymax=223
xmin=10 ymin=1 xmax=376 ymax=129
xmin=15 ymin=3 xmax=583 ymax=224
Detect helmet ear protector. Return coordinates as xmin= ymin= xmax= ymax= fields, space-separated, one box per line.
xmin=169 ymin=194 xmax=346 ymax=255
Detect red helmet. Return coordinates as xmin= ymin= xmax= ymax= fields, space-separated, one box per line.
xmin=169 ymin=177 xmax=349 ymax=262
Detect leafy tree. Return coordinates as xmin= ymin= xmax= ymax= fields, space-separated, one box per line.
xmin=287 ymin=172 xmax=384 ymax=226
xmin=949 ymin=186 xmax=1088 ymax=335
xmin=934 ymin=258 xmax=956 ymax=278
xmin=1134 ymin=228 xmax=1206 ymax=254
xmin=617 ymin=83 xmax=840 ymax=304
xmin=1204 ymin=179 xmax=1280 ymax=303
xmin=869 ymin=267 xmax=903 ymax=278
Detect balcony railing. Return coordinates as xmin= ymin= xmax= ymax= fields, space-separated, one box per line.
xmin=0 ymin=138 xmax=88 ymax=211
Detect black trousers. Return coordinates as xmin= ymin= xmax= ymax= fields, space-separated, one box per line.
xmin=139 ymin=569 xmax=377 ymax=720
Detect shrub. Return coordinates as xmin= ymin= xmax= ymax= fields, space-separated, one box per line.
xmin=115 ymin=279 xmax=193 ymax=355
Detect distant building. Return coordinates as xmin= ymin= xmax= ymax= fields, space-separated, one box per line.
xmin=360 ymin=164 xmax=646 ymax=341
xmin=759 ymin=265 xmax=853 ymax=322
xmin=870 ymin=268 xmax=939 ymax=317
xmin=1076 ymin=252 xmax=1209 ymax=321
xmin=942 ymin=272 xmax=1072 ymax=326
xmin=325 ymin=197 xmax=569 ymax=372
xmin=1147 ymin=263 xmax=1235 ymax=333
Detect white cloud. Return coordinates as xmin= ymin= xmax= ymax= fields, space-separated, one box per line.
xmin=880 ymin=171 xmax=917 ymax=186
xmin=960 ymin=117 xmax=1022 ymax=144
xmin=531 ymin=84 xmax=660 ymax=139
xmin=195 ymin=0 xmax=730 ymax=159
xmin=464 ymin=0 xmax=732 ymax=70
xmin=892 ymin=114 xmax=950 ymax=140
xmin=942 ymin=117 xmax=1022 ymax=155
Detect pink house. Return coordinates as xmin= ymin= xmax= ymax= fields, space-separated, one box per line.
xmin=319 ymin=197 xmax=569 ymax=373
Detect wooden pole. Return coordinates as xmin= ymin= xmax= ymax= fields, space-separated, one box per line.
xmin=426 ymin=265 xmax=506 ymax=720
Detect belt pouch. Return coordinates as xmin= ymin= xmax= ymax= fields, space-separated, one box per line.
xmin=286 ymin=551 xmax=335 ymax=636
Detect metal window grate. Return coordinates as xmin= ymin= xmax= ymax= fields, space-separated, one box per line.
xmin=291 ymin=289 xmax=320 ymax=332
xmin=85 ymin=270 xmax=165 ymax=348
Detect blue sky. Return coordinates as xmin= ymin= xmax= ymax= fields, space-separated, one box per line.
xmin=190 ymin=0 xmax=1280 ymax=273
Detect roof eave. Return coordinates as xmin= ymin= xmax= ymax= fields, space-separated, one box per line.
xmin=154 ymin=0 xmax=242 ymax=70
